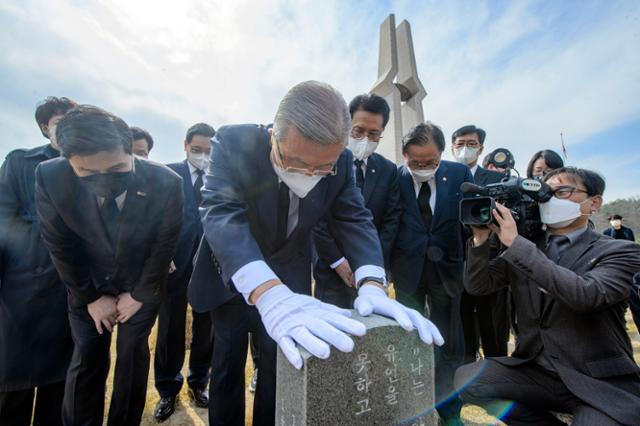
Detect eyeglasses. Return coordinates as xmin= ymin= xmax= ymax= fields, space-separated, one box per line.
xmin=273 ymin=138 xmax=338 ymax=177
xmin=452 ymin=139 xmax=480 ymax=149
xmin=351 ymin=127 xmax=382 ymax=142
xmin=551 ymin=185 xmax=588 ymax=199
xmin=407 ymin=160 xmax=439 ymax=170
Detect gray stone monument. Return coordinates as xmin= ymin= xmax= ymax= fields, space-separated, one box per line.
xmin=371 ymin=14 xmax=427 ymax=165
xmin=276 ymin=313 xmax=438 ymax=425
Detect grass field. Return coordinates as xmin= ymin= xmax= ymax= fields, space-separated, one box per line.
xmin=102 ymin=306 xmax=640 ymax=426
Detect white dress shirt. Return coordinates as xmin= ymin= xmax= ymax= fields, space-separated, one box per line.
xmin=97 ymin=191 xmax=127 ymax=211
xmin=470 ymin=164 xmax=478 ymax=176
xmin=187 ymin=160 xmax=203 ymax=185
xmin=412 ymin=177 xmax=437 ymax=213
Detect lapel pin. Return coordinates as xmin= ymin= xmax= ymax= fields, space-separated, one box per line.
xmin=137 ymin=191 xmax=147 ymax=197
xmin=371 ymin=169 xmax=376 ymax=173
xmin=442 ymin=176 xmax=447 ymax=182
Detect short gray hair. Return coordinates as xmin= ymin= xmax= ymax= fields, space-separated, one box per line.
xmin=273 ymin=81 xmax=350 ymax=146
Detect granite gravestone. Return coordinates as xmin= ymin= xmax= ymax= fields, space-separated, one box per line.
xmin=276 ymin=313 xmax=437 ymax=425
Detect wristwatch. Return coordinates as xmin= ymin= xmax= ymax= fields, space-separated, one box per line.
xmin=356 ymin=276 xmax=387 ymax=291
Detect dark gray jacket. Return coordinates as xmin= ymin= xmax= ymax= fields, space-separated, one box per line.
xmin=465 ymin=229 xmax=640 ymax=425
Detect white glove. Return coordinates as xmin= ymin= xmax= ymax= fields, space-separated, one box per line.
xmin=354 ymin=284 xmax=445 ymax=346
xmin=255 ymin=284 xmax=367 ymax=369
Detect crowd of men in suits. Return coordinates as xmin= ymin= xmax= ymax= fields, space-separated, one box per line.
xmin=0 ymin=81 xmax=639 ymax=426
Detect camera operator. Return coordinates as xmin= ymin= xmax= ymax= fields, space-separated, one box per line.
xmin=454 ymin=167 xmax=640 ymax=425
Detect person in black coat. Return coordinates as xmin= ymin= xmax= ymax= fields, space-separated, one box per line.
xmin=603 ymin=214 xmax=636 ymax=242
xmin=451 ymin=125 xmax=511 ymax=363
xmin=35 ymin=105 xmax=183 ymax=426
xmin=153 ymin=123 xmax=216 ymax=421
xmin=0 ymin=96 xmax=76 ymax=426
xmin=313 ymin=93 xmax=401 ymax=308
xmin=456 ymin=167 xmax=640 ymax=425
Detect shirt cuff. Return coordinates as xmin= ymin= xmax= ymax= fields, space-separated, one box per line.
xmin=330 ymin=257 xmax=346 ymax=269
xmin=231 ymin=260 xmax=279 ymax=304
xmin=354 ymin=265 xmax=387 ymax=285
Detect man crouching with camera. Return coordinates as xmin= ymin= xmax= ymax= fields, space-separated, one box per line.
xmin=454 ymin=167 xmax=640 ymax=425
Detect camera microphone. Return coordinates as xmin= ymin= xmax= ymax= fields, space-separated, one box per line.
xmin=460 ymin=182 xmax=487 ymax=195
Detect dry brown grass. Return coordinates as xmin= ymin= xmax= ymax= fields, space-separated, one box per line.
xmin=99 ymin=302 xmax=640 ymax=425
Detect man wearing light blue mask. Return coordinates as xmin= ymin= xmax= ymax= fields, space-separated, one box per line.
xmin=313 ymin=93 xmax=401 ymax=309
xmin=456 ymin=166 xmax=640 ymax=425
xmin=153 ymin=122 xmax=216 ymax=422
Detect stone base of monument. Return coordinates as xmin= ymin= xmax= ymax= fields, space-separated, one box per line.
xmin=276 ymin=313 xmax=438 ymax=425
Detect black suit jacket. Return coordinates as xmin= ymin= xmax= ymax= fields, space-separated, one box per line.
xmin=0 ymin=144 xmax=72 ymax=391
xmin=390 ymin=160 xmax=474 ymax=296
xmin=465 ymin=230 xmax=640 ymax=424
xmin=36 ymin=157 xmax=183 ymax=307
xmin=188 ymin=124 xmax=383 ymax=312
xmin=166 ymin=160 xmax=203 ymax=279
xmin=313 ymin=152 xmax=401 ymax=287
xmin=473 ymin=165 xmax=504 ymax=186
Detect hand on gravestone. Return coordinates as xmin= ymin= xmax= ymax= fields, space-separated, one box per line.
xmin=354 ymin=284 xmax=445 ymax=346
xmin=255 ymin=284 xmax=367 ymax=369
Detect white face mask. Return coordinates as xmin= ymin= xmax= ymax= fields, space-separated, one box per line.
xmin=409 ymin=166 xmax=437 ymax=183
xmin=48 ymin=124 xmax=58 ymax=148
xmin=187 ymin=152 xmax=209 ymax=171
xmin=610 ymin=219 xmax=622 ymax=229
xmin=454 ymin=147 xmax=479 ymax=165
xmin=347 ymin=136 xmax=378 ymax=161
xmin=272 ymin=163 xmax=323 ymax=198
xmin=539 ymin=196 xmax=591 ymax=229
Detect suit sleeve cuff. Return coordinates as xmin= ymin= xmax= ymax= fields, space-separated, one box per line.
xmin=330 ymin=257 xmax=346 ymax=269
xmin=354 ymin=265 xmax=387 ymax=285
xmin=232 ymin=260 xmax=279 ymax=304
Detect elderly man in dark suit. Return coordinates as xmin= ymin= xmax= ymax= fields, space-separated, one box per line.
xmin=313 ymin=93 xmax=401 ymax=308
xmin=455 ymin=167 xmax=640 ymax=425
xmin=35 ymin=106 xmax=183 ymax=426
xmin=0 ymin=96 xmax=76 ymax=426
xmin=153 ymin=123 xmax=216 ymax=421
xmin=451 ymin=125 xmax=511 ymax=363
xmin=188 ymin=81 xmax=443 ymax=426
xmin=391 ymin=122 xmax=473 ymax=424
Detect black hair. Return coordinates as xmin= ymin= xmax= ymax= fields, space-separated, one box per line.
xmin=543 ymin=166 xmax=606 ymax=197
xmin=56 ymin=105 xmax=132 ymax=159
xmin=130 ymin=126 xmax=154 ymax=151
xmin=34 ymin=96 xmax=77 ymax=138
xmin=186 ymin=122 xmax=216 ymax=143
xmin=526 ymin=149 xmax=564 ymax=178
xmin=401 ymin=122 xmax=445 ymax=153
xmin=452 ymin=124 xmax=486 ymax=145
xmin=608 ymin=214 xmax=623 ymax=220
xmin=482 ymin=152 xmax=492 ymax=168
xmin=348 ymin=94 xmax=391 ymax=127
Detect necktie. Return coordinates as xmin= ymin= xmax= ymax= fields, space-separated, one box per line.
xmin=276 ymin=182 xmax=290 ymax=250
xmin=194 ymin=169 xmax=204 ymax=207
xmin=100 ymin=197 xmax=120 ymax=247
xmin=417 ymin=182 xmax=432 ymax=230
xmin=354 ymin=159 xmax=365 ymax=192
xmin=546 ymin=235 xmax=569 ymax=264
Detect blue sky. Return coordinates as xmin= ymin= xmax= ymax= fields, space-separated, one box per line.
xmin=1 ymin=0 xmax=638 ymax=202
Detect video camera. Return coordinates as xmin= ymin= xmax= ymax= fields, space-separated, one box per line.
xmin=459 ymin=177 xmax=553 ymax=238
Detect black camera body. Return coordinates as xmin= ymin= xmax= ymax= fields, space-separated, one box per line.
xmin=459 ymin=177 xmax=553 ymax=238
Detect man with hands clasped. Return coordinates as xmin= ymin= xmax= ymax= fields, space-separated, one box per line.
xmin=35 ymin=106 xmax=183 ymax=426
xmin=188 ymin=81 xmax=443 ymax=426
xmin=455 ymin=167 xmax=640 ymax=425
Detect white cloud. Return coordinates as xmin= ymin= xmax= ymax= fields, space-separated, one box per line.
xmin=1 ymin=0 xmax=638 ymax=201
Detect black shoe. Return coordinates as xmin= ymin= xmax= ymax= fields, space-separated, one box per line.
xmin=188 ymin=387 xmax=209 ymax=408
xmin=154 ymin=395 xmax=177 ymax=422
